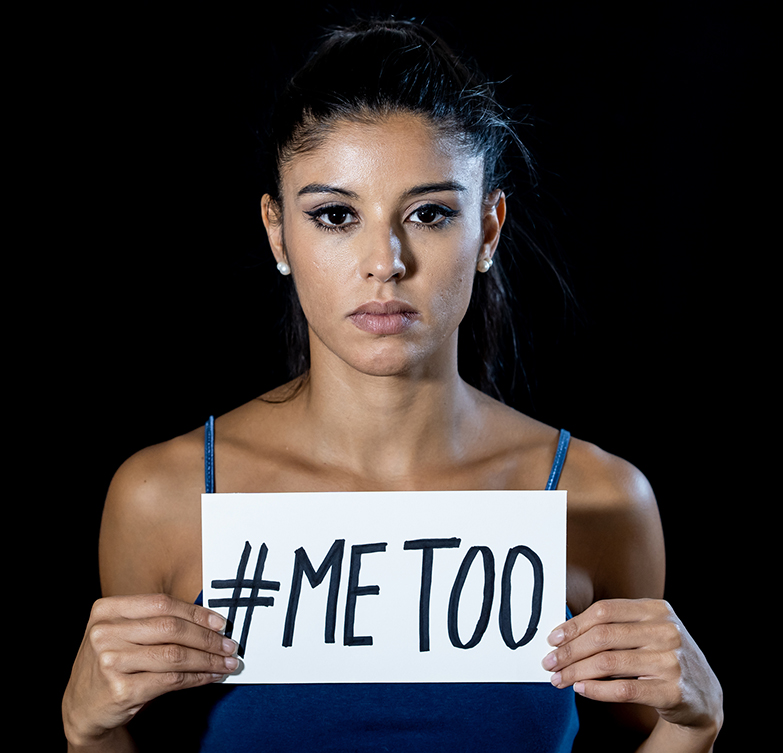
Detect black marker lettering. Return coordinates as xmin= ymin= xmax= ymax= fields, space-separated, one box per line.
xmin=447 ymin=545 xmax=495 ymax=649
xmin=403 ymin=538 xmax=462 ymax=651
xmin=209 ymin=541 xmax=281 ymax=658
xmin=343 ymin=542 xmax=387 ymax=646
xmin=499 ymin=545 xmax=544 ymax=649
xmin=282 ymin=539 xmax=345 ymax=647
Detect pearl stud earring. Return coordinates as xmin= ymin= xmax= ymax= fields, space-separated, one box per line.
xmin=476 ymin=258 xmax=493 ymax=273
xmin=277 ymin=261 xmax=291 ymax=276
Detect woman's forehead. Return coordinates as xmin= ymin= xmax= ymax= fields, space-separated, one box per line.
xmin=280 ymin=113 xmax=484 ymax=197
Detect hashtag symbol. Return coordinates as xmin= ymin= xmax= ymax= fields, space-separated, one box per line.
xmin=208 ymin=541 xmax=280 ymax=658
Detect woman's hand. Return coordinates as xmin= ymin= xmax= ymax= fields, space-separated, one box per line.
xmin=62 ymin=594 xmax=238 ymax=749
xmin=543 ymin=598 xmax=722 ymax=748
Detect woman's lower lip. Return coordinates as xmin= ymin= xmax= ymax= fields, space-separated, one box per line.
xmin=348 ymin=312 xmax=418 ymax=335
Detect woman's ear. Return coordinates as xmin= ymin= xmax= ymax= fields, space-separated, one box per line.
xmin=480 ymin=189 xmax=506 ymax=262
xmin=261 ymin=194 xmax=286 ymax=265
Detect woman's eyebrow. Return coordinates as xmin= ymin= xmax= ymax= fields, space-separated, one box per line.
xmin=297 ymin=183 xmax=359 ymax=199
xmin=405 ymin=181 xmax=467 ymax=197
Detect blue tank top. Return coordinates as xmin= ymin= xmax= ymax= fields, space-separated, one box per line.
xmin=133 ymin=419 xmax=579 ymax=751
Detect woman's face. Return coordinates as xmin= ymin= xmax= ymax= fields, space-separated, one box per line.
xmin=262 ymin=113 xmax=505 ymax=380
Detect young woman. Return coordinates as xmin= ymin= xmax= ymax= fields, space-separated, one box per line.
xmin=62 ymin=19 xmax=722 ymax=752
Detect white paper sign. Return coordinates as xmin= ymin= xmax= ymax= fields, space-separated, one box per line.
xmin=202 ymin=490 xmax=566 ymax=684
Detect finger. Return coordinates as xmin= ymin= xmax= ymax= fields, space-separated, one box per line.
xmin=97 ymin=641 xmax=240 ymax=676
xmin=91 ymin=594 xmax=227 ymax=633
xmin=573 ymin=677 xmax=678 ymax=710
xmin=549 ymin=648 xmax=674 ymax=689
xmin=547 ymin=599 xmax=671 ymax=647
xmin=147 ymin=668 xmax=238 ymax=693
xmin=121 ymin=614 xmax=238 ymax=655
xmin=543 ymin=620 xmax=646 ymax=672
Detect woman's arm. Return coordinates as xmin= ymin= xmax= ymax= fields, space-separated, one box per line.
xmin=549 ymin=443 xmax=723 ymax=751
xmin=62 ymin=443 xmax=238 ymax=751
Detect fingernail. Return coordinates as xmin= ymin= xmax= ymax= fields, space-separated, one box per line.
xmin=208 ymin=612 xmax=227 ymax=631
xmin=547 ymin=628 xmax=564 ymax=646
xmin=223 ymin=637 xmax=239 ymax=654
xmin=224 ymin=656 xmax=239 ymax=671
xmin=223 ymin=637 xmax=239 ymax=655
xmin=573 ymin=682 xmax=585 ymax=695
xmin=550 ymin=672 xmax=562 ymax=688
xmin=542 ymin=651 xmax=557 ymax=670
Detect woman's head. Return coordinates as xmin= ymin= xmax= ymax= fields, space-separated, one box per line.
xmin=262 ymin=18 xmax=531 ymax=398
xmin=263 ymin=111 xmax=505 ymax=383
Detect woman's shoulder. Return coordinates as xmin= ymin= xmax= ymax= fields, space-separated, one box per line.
xmin=106 ymin=425 xmax=207 ymax=511
xmin=561 ymin=435 xmax=657 ymax=511
xmin=104 ymin=391 xmax=291 ymax=507
xmin=476 ymin=393 xmax=655 ymax=506
xmin=560 ymin=435 xmax=665 ymax=603
xmin=483 ymin=397 xmax=661 ymax=541
xmin=482 ymin=394 xmax=651 ymax=495
xmin=99 ymin=424 xmax=208 ymax=595
xmin=106 ymin=387 xmax=291 ymax=495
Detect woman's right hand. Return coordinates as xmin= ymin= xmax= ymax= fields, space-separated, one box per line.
xmin=62 ymin=593 xmax=238 ymax=749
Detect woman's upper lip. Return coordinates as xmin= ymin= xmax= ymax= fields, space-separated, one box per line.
xmin=349 ymin=300 xmax=419 ymax=316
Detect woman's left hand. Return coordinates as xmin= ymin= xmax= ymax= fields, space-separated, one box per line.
xmin=543 ymin=599 xmax=722 ymax=739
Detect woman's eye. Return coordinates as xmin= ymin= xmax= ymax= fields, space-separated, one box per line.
xmin=307 ymin=206 xmax=356 ymax=229
xmin=408 ymin=204 xmax=458 ymax=227
xmin=322 ymin=208 xmax=353 ymax=226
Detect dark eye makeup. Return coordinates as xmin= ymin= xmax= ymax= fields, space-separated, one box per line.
xmin=409 ymin=204 xmax=460 ymax=226
xmin=304 ymin=203 xmax=460 ymax=233
xmin=304 ymin=205 xmax=356 ymax=230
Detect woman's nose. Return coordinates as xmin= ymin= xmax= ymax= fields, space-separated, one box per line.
xmin=360 ymin=224 xmax=407 ymax=282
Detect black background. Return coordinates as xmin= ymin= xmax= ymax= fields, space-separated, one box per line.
xmin=33 ymin=1 xmax=767 ymax=748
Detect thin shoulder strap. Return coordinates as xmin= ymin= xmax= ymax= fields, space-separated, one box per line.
xmin=204 ymin=415 xmax=215 ymax=494
xmin=545 ymin=429 xmax=571 ymax=490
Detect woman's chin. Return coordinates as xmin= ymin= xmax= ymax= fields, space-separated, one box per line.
xmin=343 ymin=346 xmax=451 ymax=382
xmin=309 ymin=325 xmax=457 ymax=382
xmin=348 ymin=355 xmax=420 ymax=379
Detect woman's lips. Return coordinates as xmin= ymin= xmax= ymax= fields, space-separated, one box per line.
xmin=348 ymin=301 xmax=419 ymax=335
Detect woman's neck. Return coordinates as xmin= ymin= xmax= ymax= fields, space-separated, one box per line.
xmin=287 ymin=346 xmax=480 ymax=483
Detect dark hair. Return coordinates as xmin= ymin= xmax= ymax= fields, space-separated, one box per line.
xmin=265 ymin=18 xmax=540 ymax=401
